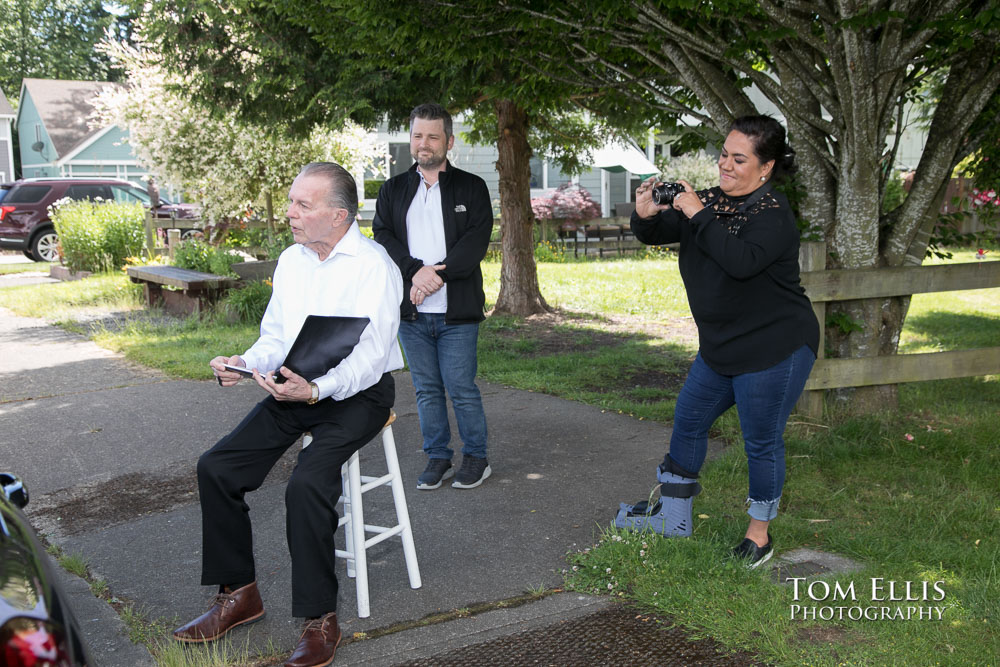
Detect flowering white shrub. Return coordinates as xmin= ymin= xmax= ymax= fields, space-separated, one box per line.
xmin=655 ymin=152 xmax=719 ymax=190
xmin=94 ymin=35 xmax=382 ymax=224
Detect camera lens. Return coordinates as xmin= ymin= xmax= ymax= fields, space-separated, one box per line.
xmin=651 ymin=182 xmax=682 ymax=206
xmin=651 ymin=185 xmax=666 ymax=205
xmin=652 ymin=186 xmax=664 ymax=205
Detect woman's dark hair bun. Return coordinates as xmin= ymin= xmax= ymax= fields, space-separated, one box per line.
xmin=729 ymin=115 xmax=797 ymax=183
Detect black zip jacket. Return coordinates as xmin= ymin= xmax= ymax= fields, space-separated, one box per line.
xmin=372 ymin=162 xmax=493 ymax=324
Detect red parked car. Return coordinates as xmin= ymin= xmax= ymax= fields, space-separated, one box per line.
xmin=0 ymin=177 xmax=201 ymax=262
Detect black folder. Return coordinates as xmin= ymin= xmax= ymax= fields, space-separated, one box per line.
xmin=273 ymin=315 xmax=370 ymax=383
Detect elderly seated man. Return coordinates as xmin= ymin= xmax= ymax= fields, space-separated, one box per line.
xmin=172 ymin=162 xmax=403 ymax=667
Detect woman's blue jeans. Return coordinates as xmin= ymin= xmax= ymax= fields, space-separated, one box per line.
xmin=667 ymin=345 xmax=815 ymax=522
xmin=398 ymin=314 xmax=488 ymax=460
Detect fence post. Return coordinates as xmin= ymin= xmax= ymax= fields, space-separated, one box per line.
xmin=167 ymin=229 xmax=181 ymax=262
xmin=797 ymin=241 xmax=826 ymax=418
xmin=144 ymin=211 xmax=156 ymax=257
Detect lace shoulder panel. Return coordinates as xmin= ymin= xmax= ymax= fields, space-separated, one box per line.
xmin=753 ymin=190 xmax=783 ymax=212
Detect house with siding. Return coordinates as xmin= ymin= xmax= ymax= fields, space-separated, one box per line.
xmin=0 ymin=88 xmax=15 ymax=182
xmin=15 ymin=78 xmax=146 ymax=182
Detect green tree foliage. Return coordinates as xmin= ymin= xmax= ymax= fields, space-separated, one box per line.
xmin=94 ymin=37 xmax=380 ymax=230
xmin=0 ymin=0 xmax=125 ymax=97
xmin=136 ymin=0 xmax=676 ymax=315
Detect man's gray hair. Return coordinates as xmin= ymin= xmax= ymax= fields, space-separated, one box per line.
xmin=409 ymin=103 xmax=453 ymax=139
xmin=297 ymin=162 xmax=358 ymax=221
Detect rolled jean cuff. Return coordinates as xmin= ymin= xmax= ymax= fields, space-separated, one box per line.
xmin=746 ymin=496 xmax=781 ymax=522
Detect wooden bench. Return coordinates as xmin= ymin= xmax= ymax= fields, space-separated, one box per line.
xmin=573 ymin=222 xmax=643 ymax=257
xmin=127 ymin=265 xmax=236 ymax=315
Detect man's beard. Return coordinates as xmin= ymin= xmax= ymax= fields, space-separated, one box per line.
xmin=413 ymin=150 xmax=446 ymax=169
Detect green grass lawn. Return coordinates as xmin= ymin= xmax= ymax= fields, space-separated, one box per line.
xmin=0 ymin=271 xmax=144 ymax=327
xmin=900 ymin=250 xmax=1000 ymax=354
xmin=1 ymin=250 xmax=997 ymax=666
xmin=484 ymin=251 xmax=692 ymax=320
xmin=0 ymin=259 xmax=53 ymax=274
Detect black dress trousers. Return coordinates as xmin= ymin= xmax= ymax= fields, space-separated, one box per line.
xmin=196 ymin=373 xmax=394 ymax=617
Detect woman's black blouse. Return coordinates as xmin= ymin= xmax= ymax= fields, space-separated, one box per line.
xmin=630 ymin=185 xmax=820 ymax=375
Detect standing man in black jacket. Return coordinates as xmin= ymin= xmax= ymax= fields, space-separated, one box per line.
xmin=373 ymin=103 xmax=494 ymax=490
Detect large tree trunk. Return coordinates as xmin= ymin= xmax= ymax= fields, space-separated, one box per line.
xmin=493 ymin=99 xmax=550 ymax=316
xmin=825 ymin=128 xmax=902 ymax=411
xmin=264 ymin=191 xmax=275 ymax=241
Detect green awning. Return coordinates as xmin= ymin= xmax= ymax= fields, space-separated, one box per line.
xmin=590 ymin=141 xmax=658 ymax=178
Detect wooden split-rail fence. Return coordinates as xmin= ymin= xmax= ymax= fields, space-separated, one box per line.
xmin=795 ymin=242 xmax=1000 ymax=417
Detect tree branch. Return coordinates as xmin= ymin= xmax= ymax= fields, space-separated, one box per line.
xmin=892 ymin=0 xmax=964 ymax=70
xmin=768 ymin=48 xmax=841 ymax=120
xmin=887 ymin=51 xmax=1000 ymax=263
xmin=756 ymin=0 xmax=829 ymax=53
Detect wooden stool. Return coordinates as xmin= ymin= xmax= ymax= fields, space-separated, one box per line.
xmin=302 ymin=410 xmax=421 ymax=618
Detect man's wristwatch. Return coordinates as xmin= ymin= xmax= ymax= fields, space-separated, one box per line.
xmin=306 ymin=382 xmax=320 ymax=404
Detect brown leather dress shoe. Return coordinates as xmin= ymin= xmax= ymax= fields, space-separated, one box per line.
xmin=173 ymin=581 xmax=265 ymax=643
xmin=284 ymin=612 xmax=341 ymax=667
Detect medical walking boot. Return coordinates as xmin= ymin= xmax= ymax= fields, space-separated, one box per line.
xmin=614 ymin=459 xmax=701 ymax=537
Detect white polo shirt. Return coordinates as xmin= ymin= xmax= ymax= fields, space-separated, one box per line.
xmin=405 ymin=169 xmax=448 ymax=313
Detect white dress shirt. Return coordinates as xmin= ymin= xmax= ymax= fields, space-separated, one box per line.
xmin=405 ymin=169 xmax=448 ymax=313
xmin=240 ymin=223 xmax=404 ymax=402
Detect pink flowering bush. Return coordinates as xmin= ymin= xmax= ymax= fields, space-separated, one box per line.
xmin=970 ymin=187 xmax=1000 ymax=210
xmin=531 ymin=183 xmax=602 ymax=223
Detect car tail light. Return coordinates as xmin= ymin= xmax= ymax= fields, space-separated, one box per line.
xmin=0 ymin=205 xmax=15 ymax=221
xmin=1 ymin=618 xmax=71 ymax=666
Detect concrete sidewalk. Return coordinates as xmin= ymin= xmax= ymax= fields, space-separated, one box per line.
xmin=0 ymin=305 xmax=729 ymax=665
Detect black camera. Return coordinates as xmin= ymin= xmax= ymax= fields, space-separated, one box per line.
xmin=651 ymin=182 xmax=685 ymax=206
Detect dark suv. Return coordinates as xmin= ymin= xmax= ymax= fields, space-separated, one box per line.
xmin=0 ymin=178 xmax=201 ymax=262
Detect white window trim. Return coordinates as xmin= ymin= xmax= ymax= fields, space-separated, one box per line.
xmin=601 ymin=170 xmax=609 ymax=218
xmin=61 ymin=159 xmax=140 ymax=166
xmin=530 ymin=160 xmax=580 ymax=199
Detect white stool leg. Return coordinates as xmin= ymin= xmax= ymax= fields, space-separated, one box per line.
xmin=345 ymin=450 xmax=370 ymax=618
xmin=382 ymin=425 xmax=422 ymax=589
xmin=325 ymin=413 xmax=421 ymax=618
xmin=341 ymin=461 xmax=355 ymax=578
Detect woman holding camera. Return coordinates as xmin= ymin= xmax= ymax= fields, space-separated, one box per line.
xmin=616 ymin=115 xmax=819 ymax=568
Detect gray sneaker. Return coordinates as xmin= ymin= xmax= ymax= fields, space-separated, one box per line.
xmin=452 ymin=456 xmax=491 ymax=489
xmin=417 ymin=459 xmax=453 ymax=490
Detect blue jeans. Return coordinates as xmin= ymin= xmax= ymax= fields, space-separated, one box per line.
xmin=667 ymin=345 xmax=815 ymax=522
xmin=398 ymin=313 xmax=488 ymax=460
